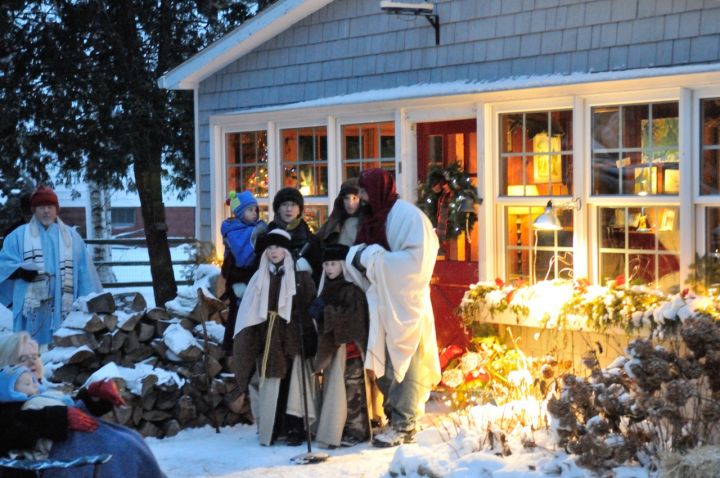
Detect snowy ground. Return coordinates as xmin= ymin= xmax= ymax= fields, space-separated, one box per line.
xmin=145 ymin=419 xmax=649 ymax=478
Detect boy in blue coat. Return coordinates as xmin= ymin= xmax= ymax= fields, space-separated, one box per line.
xmin=220 ymin=190 xmax=267 ymax=354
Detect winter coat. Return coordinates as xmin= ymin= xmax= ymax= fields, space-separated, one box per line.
xmin=0 ymin=402 xmax=68 ymax=456
xmin=233 ymin=269 xmax=317 ymax=392
xmin=221 ymin=218 xmax=265 ymax=269
xmin=315 ymin=194 xmax=366 ymax=247
xmin=265 ymin=220 xmax=322 ymax=284
xmin=313 ymin=277 xmax=369 ymax=373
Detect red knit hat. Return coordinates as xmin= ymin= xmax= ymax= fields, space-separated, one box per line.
xmin=30 ymin=185 xmax=59 ymax=209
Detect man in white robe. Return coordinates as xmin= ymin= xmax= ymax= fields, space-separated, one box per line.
xmin=0 ymin=186 xmax=102 ymax=345
xmin=346 ymin=169 xmax=441 ymax=447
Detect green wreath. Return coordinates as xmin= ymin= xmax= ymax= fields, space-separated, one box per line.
xmin=416 ymin=162 xmax=480 ymax=240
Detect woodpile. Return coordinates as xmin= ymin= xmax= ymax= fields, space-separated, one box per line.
xmin=45 ymin=290 xmax=250 ymax=439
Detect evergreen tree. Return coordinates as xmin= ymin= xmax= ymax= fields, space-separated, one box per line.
xmin=0 ymin=0 xmax=276 ymax=305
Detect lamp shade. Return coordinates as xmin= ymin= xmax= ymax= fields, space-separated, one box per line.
xmin=533 ymin=200 xmax=562 ymax=231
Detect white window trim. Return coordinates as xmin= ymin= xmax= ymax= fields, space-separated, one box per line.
xmin=583 ymin=89 xmax=688 ymax=287
xmin=489 ymin=97 xmax=576 ymax=283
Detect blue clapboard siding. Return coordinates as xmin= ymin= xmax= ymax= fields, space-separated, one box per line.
xmin=195 ymin=0 xmax=720 ymax=239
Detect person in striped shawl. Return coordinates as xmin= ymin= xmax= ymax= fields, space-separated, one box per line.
xmin=0 ymin=185 xmax=102 ymax=345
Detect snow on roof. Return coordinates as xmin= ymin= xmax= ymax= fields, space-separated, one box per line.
xmin=158 ymin=0 xmax=334 ymax=90
xmin=214 ymin=62 xmax=720 ymax=117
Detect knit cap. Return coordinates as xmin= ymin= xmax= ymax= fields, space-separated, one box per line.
xmin=256 ymin=228 xmax=292 ymax=254
xmin=0 ymin=365 xmax=34 ymax=402
xmin=227 ymin=190 xmax=258 ymax=219
xmin=30 ymin=185 xmax=59 ymax=209
xmin=272 ymin=187 xmax=304 ymax=214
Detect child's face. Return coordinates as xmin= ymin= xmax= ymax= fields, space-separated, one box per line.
xmin=323 ymin=260 xmax=343 ymax=280
xmin=278 ymin=201 xmax=301 ymax=223
xmin=343 ymin=194 xmax=360 ymax=215
xmin=242 ymin=206 xmax=258 ymax=223
xmin=15 ymin=371 xmax=38 ymax=397
xmin=266 ymin=245 xmax=285 ymax=265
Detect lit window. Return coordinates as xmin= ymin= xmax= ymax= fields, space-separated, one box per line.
xmin=701 ymin=98 xmax=720 ymax=195
xmin=591 ymin=102 xmax=679 ymax=196
xmin=226 ymin=131 xmax=268 ymax=198
xmin=499 ymin=110 xmax=573 ymax=196
xmin=342 ymin=122 xmax=395 ymax=179
xmin=280 ymin=127 xmax=328 ymax=197
xmin=598 ymin=206 xmax=680 ymax=293
xmin=505 ymin=206 xmax=573 ymax=283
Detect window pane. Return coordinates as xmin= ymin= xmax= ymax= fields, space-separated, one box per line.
xmin=226 ymin=131 xmax=268 ymax=198
xmin=303 ymin=205 xmax=328 ymax=233
xmin=598 ymin=206 xmax=679 ymax=292
xmin=704 ymin=208 xmax=720 ymax=289
xmin=505 ymin=206 xmax=573 ymax=283
xmin=592 ymin=102 xmax=678 ymax=197
xmin=499 ymin=109 xmax=572 ymax=197
xmin=701 ymin=98 xmax=720 ymax=195
xmin=281 ymin=126 xmax=328 ymax=197
xmin=342 ymin=122 xmax=396 ymax=178
xmin=592 ymin=107 xmax=619 ymax=150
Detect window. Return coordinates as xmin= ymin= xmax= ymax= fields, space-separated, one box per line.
xmin=701 ymin=98 xmax=720 ymax=195
xmin=500 ymin=110 xmax=573 ymax=196
xmin=598 ymin=206 xmax=680 ymax=293
xmin=280 ymin=127 xmax=328 ymax=196
xmin=498 ymin=109 xmax=574 ymax=283
xmin=226 ymin=131 xmax=268 ymax=198
xmin=110 ymin=208 xmax=135 ymax=227
xmin=342 ymin=122 xmax=395 ymax=179
xmin=505 ymin=206 xmax=574 ymax=282
xmin=591 ymin=102 xmax=679 ymax=196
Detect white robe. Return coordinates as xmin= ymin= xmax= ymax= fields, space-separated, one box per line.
xmin=347 ymin=199 xmax=441 ymax=389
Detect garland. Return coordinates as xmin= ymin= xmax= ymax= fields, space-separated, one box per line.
xmin=416 ymin=162 xmax=480 ymax=240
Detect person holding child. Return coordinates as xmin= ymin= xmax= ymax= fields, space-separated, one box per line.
xmin=0 ymin=332 xmax=165 ymax=478
xmin=220 ymin=190 xmax=267 ymax=354
xmin=311 ymin=243 xmax=371 ymax=448
xmin=232 ymin=228 xmax=318 ymax=447
xmin=265 ymin=187 xmax=322 ymax=284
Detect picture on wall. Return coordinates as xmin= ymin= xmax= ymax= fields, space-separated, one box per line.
xmin=532 ymin=132 xmax=563 ymax=183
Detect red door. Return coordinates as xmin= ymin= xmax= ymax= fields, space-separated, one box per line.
xmin=417 ymin=119 xmax=478 ymax=349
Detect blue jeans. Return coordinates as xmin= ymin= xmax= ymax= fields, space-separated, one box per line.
xmin=376 ymin=345 xmax=426 ymax=432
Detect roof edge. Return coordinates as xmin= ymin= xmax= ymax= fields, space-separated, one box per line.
xmin=158 ymin=0 xmax=334 ymax=90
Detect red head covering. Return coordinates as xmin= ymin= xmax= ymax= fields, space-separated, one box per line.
xmin=30 ymin=185 xmax=59 ymax=209
xmin=354 ymin=169 xmax=398 ymax=250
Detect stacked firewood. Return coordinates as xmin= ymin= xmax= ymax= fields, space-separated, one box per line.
xmin=44 ymin=290 xmax=249 ymax=439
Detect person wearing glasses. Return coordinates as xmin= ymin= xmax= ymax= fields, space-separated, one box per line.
xmin=0 ymin=332 xmax=165 ymax=477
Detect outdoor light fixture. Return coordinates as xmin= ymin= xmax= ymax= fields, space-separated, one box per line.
xmin=532 ymin=198 xmax=581 ymax=231
xmin=380 ymin=1 xmax=440 ymax=45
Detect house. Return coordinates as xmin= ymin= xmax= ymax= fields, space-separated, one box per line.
xmin=159 ymin=0 xmax=720 ymax=348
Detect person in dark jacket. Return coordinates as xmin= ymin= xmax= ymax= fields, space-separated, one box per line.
xmin=315 ymin=178 xmax=366 ymax=247
xmin=311 ymin=243 xmax=370 ymax=448
xmin=219 ymin=190 xmax=267 ymax=354
xmin=232 ymin=229 xmax=318 ymax=447
xmin=263 ymin=187 xmax=322 ymax=285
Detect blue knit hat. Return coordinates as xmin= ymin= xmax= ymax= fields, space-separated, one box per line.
xmin=0 ymin=365 xmax=35 ymax=402
xmin=227 ymin=190 xmax=258 ymax=219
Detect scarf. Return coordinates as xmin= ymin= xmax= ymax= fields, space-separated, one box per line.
xmin=23 ymin=216 xmax=74 ymax=317
xmin=233 ymin=248 xmax=296 ymax=337
xmin=354 ymin=169 xmax=398 ymax=250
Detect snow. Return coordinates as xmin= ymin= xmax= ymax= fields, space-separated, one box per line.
xmin=163 ymin=323 xmax=201 ymax=355
xmin=145 ymin=419 xmax=650 ymax=478
xmin=83 ymin=361 xmax=185 ymax=396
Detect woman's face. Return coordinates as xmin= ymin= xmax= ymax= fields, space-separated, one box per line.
xmin=343 ymin=194 xmax=360 ymax=215
xmin=17 ymin=340 xmax=42 ymax=381
xmin=323 ymin=260 xmax=343 ymax=280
